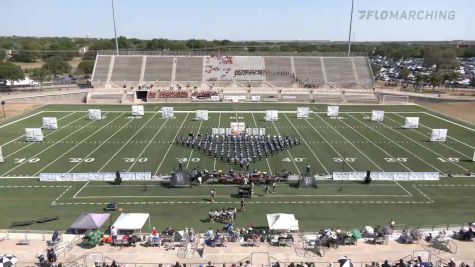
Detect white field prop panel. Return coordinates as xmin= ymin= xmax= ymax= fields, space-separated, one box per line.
xmin=265 ymin=110 xmax=279 ymax=122
xmin=88 ymin=109 xmax=102 ymax=120
xmin=195 ymin=110 xmax=209 ymax=121
xmin=430 ymin=129 xmax=448 ymax=142
xmin=0 ymin=146 xmax=4 ymax=163
xmin=404 ymin=117 xmax=419 ymax=128
xmin=371 ymin=110 xmax=384 ymax=122
xmin=231 ymin=122 xmax=246 ymax=135
xmin=297 ymin=107 xmax=310 ymax=118
xmin=25 ymin=128 xmax=44 ymax=142
xmin=42 ymin=117 xmax=58 ymax=129
xmin=327 ymin=106 xmax=339 ymax=117
xmin=162 ymin=107 xmax=174 ymax=118
xmin=131 ymin=105 xmax=144 ymax=116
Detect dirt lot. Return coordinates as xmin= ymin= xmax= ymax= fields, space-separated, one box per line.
xmin=415 ymin=100 xmax=475 ymax=124
xmin=0 ymin=103 xmax=42 ymax=119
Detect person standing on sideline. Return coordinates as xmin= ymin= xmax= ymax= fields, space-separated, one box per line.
xmin=210 ymin=188 xmax=216 ymax=203
xmin=198 ymin=176 xmax=202 ymax=185
xmin=178 ymin=159 xmax=184 ymax=171
xmin=272 ymin=181 xmax=276 ymax=194
xmin=264 ymin=185 xmax=269 ymax=197
xmin=111 ymin=226 xmax=118 ymax=242
xmin=305 ymin=164 xmax=311 ymax=175
xmin=240 ymin=197 xmax=246 ymax=212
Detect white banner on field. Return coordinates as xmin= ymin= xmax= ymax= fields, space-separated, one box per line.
xmin=39 ymin=172 xmax=152 ymax=182
xmin=371 ymin=110 xmax=384 ymax=122
xmin=211 ymin=95 xmax=220 ymax=101
xmin=297 ymin=107 xmax=310 ymax=119
xmin=332 ymin=172 xmax=439 ymax=181
xmin=25 ymin=128 xmax=44 ymax=142
xmin=42 ymin=117 xmax=58 ymax=129
xmin=225 ymin=128 xmax=232 ymax=135
xmin=473 ymin=151 xmax=475 ymax=162
xmin=162 ymin=107 xmax=174 ymax=118
xmin=430 ymin=129 xmax=448 ymax=142
xmin=244 ymin=128 xmax=265 ymax=135
xmin=88 ymin=109 xmax=102 ymax=120
xmin=265 ymin=110 xmax=278 ymax=121
xmin=231 ymin=122 xmax=246 ymax=134
xmin=251 ymin=96 xmax=261 ymax=101
xmin=195 ymin=110 xmax=208 ymax=120
xmin=132 ymin=105 xmax=144 ymax=116
xmin=0 ymin=146 xmax=4 ymax=163
xmin=224 ymin=95 xmax=246 ymax=100
xmin=404 ymin=117 xmax=419 ymax=128
xmin=327 ymin=106 xmax=339 ymax=117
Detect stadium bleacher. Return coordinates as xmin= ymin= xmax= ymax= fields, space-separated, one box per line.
xmin=110 ymin=56 xmax=142 ymax=82
xmin=91 ymin=55 xmax=374 ymax=89
xmin=143 ymin=56 xmax=174 ymax=82
xmin=175 ymin=57 xmax=203 ymax=81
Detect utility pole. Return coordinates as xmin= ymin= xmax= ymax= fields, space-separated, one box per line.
xmin=112 ymin=0 xmax=119 ymax=55
xmin=347 ymin=0 xmax=355 ymax=57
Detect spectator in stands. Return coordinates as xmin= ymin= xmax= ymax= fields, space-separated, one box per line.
xmin=381 ymin=261 xmax=391 ymax=267
xmin=111 ymin=226 xmax=118 ymax=241
xmin=52 ymin=230 xmax=60 ymax=242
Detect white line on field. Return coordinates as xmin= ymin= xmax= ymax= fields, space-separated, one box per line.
xmin=303 ymin=113 xmax=356 ymax=171
xmin=72 ymin=181 xmax=90 ymax=199
xmin=4 ymin=112 xmax=82 ymax=159
xmin=154 ymin=106 xmax=162 ymax=111
xmin=0 ymin=111 xmax=44 ymax=129
xmin=311 ymin=110 xmax=383 ymax=171
xmin=128 ymin=117 xmax=170 ymax=171
xmin=213 ymin=112 xmax=222 ymax=171
xmin=1 ymin=112 xmax=77 ymax=147
xmin=338 ymin=114 xmax=412 ymax=172
xmin=394 ymin=181 xmax=413 ymax=197
xmin=251 ymin=113 xmax=272 ymax=174
xmin=97 ymin=112 xmax=161 ymax=172
xmin=72 ymin=193 xmax=410 ymax=199
xmin=270 ymin=120 xmax=301 ymax=175
xmin=421 ymin=110 xmax=475 ymax=133
xmin=51 ymin=185 xmax=72 ymax=205
xmin=347 ymin=113 xmax=445 ymax=174
xmin=382 ymin=115 xmax=469 ymax=172
xmin=2 ymin=114 xmax=99 ymax=176
xmin=34 ymin=113 xmax=124 ymax=175
xmin=282 ymin=113 xmax=329 ymax=175
xmin=412 ymin=185 xmax=434 ymax=203
xmin=392 ymin=113 xmax=473 ymax=156
xmin=68 ymin=114 xmax=138 ymax=172
xmin=154 ymin=113 xmax=189 ymax=175
xmin=186 ymin=120 xmax=203 ymax=169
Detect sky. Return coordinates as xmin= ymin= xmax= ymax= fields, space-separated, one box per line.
xmin=1 ymin=0 xmax=473 ymax=41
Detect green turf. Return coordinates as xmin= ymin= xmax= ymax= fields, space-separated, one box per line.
xmin=0 ymin=103 xmax=474 ymax=232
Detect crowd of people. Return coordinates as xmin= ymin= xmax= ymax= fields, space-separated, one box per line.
xmin=205 ymin=55 xmax=234 ymax=80
xmin=191 ymin=90 xmax=219 ymax=98
xmin=234 ymin=69 xmax=264 ymax=76
xmin=157 ymin=90 xmax=189 ymax=98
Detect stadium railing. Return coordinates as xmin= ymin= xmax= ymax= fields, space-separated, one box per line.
xmin=97 ymin=50 xmax=368 ymax=57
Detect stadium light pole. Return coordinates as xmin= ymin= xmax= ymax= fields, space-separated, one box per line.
xmin=111 ymin=0 xmax=119 ymax=55
xmin=347 ymin=0 xmax=354 ymax=57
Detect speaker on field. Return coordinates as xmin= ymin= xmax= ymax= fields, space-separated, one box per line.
xmin=365 ymin=170 xmax=372 ymax=184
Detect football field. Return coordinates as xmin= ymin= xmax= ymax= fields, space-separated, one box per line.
xmin=0 ymin=103 xmax=474 ymax=231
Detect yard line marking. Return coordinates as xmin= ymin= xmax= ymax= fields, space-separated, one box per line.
xmin=1 ymin=112 xmax=76 ymax=147
xmin=154 ymin=106 xmax=162 ymax=111
xmin=154 ymin=113 xmax=189 ymax=175
xmin=392 ymin=113 xmax=473 ymax=156
xmin=348 ymin=113 xmax=445 ymax=174
xmin=303 ymin=113 xmax=356 ymax=171
xmin=282 ymin=113 xmax=329 ymax=175
xmin=251 ymin=113 xmax=272 ymax=174
xmin=421 ymin=109 xmax=475 ymax=133
xmin=97 ymin=112 xmax=161 ymax=172
xmin=128 ymin=117 xmax=170 ymax=171
xmin=34 ymin=113 xmax=124 ymax=175
xmin=270 ymin=120 xmax=301 ymax=175
xmin=2 ymin=114 xmax=99 ymax=176
xmin=394 ymin=181 xmax=413 ymax=197
xmin=339 ymin=114 xmax=412 ymax=172
xmin=186 ymin=120 xmax=203 ymax=169
xmin=311 ymin=110 xmax=383 ymax=171
xmin=412 ymin=185 xmax=434 ymax=203
xmin=381 ymin=115 xmax=469 ymax=172
xmin=0 ymin=111 xmax=44 ymax=129
xmin=213 ymin=112 xmax=222 ymax=171
xmin=73 ymin=181 xmax=90 ymax=199
xmin=51 ymin=185 xmax=72 ymax=205
xmin=4 ymin=112 xmax=83 ymax=159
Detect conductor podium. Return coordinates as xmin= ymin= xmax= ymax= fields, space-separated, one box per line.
xmin=238 ymin=185 xmax=252 ymax=199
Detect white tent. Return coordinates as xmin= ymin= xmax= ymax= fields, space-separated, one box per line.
xmin=112 ymin=213 xmax=150 ymax=233
xmin=266 ymin=213 xmax=299 ymax=231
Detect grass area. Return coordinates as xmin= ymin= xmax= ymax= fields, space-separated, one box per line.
xmin=0 ymin=103 xmax=474 ymax=232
